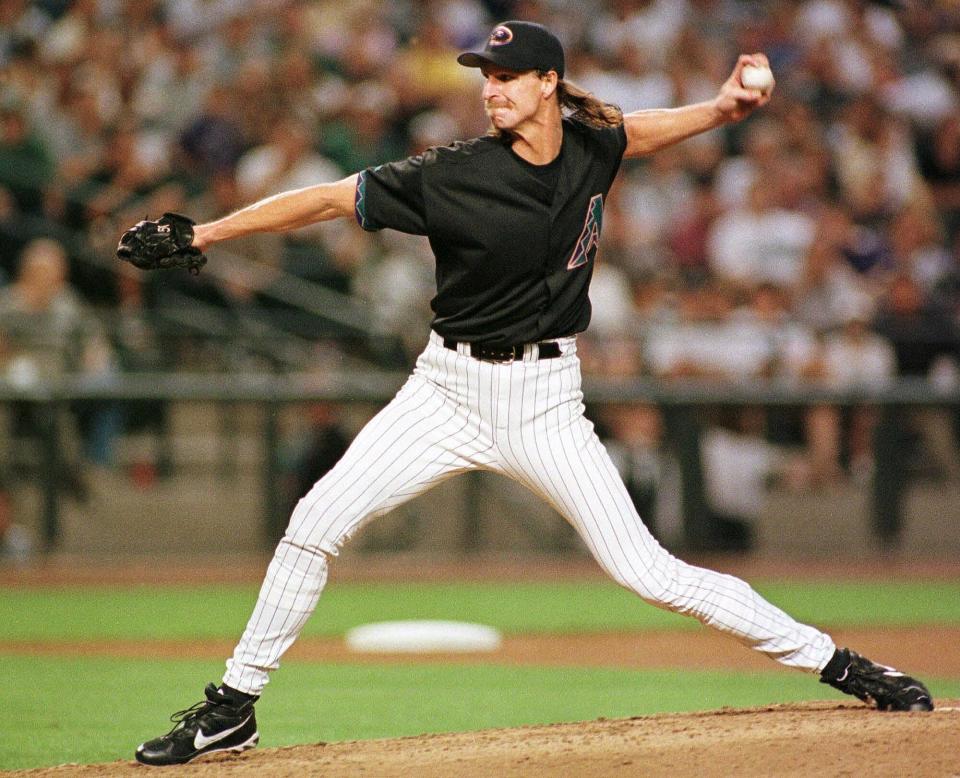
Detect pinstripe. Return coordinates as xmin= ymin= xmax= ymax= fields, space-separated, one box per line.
xmin=301 ymin=368 xmax=486 ymax=551
xmin=552 ymin=354 xmax=637 ymax=583
xmin=575 ymin=426 xmax=658 ymax=576
xmin=520 ymin=357 xmax=601 ymax=559
xmin=224 ymin=333 xmax=835 ymax=695
xmin=497 ymin=349 xmax=831 ymax=670
xmin=182 ymin=70 xmax=857 ymax=712
xmin=531 ymin=355 xmax=609 ymax=564
xmin=228 ymin=377 xmax=452 ymax=688
xmin=227 ymin=352 xmax=486 ymax=693
xmin=499 ymin=357 xmax=565 ymax=507
xmin=554 ymin=398 xmax=831 ymax=666
xmin=573 ymin=425 xmax=793 ymax=637
xmin=231 ymin=346 xmax=485 ymax=688
xmin=294 ymin=378 xmax=438 ymax=524
xmin=496 ymin=362 xmax=523 ymax=476
xmin=285 ymin=396 xmax=440 ymax=550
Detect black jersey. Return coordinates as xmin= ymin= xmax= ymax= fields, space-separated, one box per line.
xmin=355 ymin=118 xmax=627 ymax=345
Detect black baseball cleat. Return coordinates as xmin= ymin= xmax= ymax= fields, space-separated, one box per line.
xmin=819 ymin=648 xmax=934 ymax=711
xmin=135 ymin=683 xmax=259 ymax=766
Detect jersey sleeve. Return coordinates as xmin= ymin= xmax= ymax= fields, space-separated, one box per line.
xmin=599 ymin=123 xmax=628 ymax=162
xmin=593 ymin=123 xmax=628 ymax=183
xmin=355 ymin=155 xmax=428 ymax=235
xmin=566 ymin=119 xmax=628 ymax=190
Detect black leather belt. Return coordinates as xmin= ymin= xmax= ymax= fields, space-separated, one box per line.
xmin=442 ymin=338 xmax=561 ymax=362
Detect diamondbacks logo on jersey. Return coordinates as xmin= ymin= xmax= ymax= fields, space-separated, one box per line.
xmin=567 ymin=194 xmax=603 ymax=270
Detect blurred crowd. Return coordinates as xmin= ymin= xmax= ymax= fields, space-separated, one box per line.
xmin=2 ymin=0 xmax=960 ymax=554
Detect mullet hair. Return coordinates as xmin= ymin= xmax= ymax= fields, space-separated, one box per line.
xmin=556 ymin=78 xmax=624 ymax=128
xmin=487 ymin=75 xmax=623 ymax=138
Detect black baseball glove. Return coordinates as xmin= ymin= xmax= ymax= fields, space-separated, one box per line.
xmin=116 ymin=212 xmax=207 ymax=275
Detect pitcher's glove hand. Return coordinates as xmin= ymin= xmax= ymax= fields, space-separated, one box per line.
xmin=117 ymin=212 xmax=207 ymax=275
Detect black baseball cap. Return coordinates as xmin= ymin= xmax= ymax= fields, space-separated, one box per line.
xmin=457 ymin=21 xmax=565 ymax=79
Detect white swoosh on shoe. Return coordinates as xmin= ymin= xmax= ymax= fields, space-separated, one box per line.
xmin=193 ymin=715 xmax=252 ymax=750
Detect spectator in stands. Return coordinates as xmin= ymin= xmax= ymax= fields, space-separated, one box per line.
xmin=887 ymin=202 xmax=955 ymax=297
xmin=320 ymin=82 xmax=407 ymax=173
xmin=0 ymin=186 xmax=21 ymax=283
xmin=350 ymin=228 xmax=435 ymax=361
xmin=589 ymin=0 xmax=690 ymax=73
xmin=0 ymin=0 xmax=957 ymax=507
xmin=112 ymin=270 xmax=174 ymax=480
xmin=189 ymin=171 xmax=286 ymax=278
xmin=577 ymin=259 xmax=643 ymax=377
xmin=665 ymin=178 xmax=718 ymax=284
xmin=712 ymin=115 xmax=782 ymax=210
xmin=392 ymin=16 xmax=476 ymax=112
xmin=915 ymin=110 xmax=960 ymax=244
xmin=42 ymin=88 xmax=111 ymax=196
xmin=0 ymin=238 xmax=120 ymax=469
xmin=0 ymin=2 xmax=51 ymax=66
xmin=235 ymin=117 xmax=348 ymax=291
xmin=616 ymin=146 xmax=696 ymax=277
xmin=819 ymin=306 xmax=897 ymax=483
xmin=131 ymin=33 xmax=209 ymax=134
xmin=178 ymin=86 xmax=246 ymax=181
xmin=578 ymin=39 xmax=675 ymax=115
xmin=875 ymin=272 xmax=958 ymax=378
xmin=72 ymin=121 xmax=169 ymax=226
xmin=707 ymin=176 xmax=816 ymax=291
xmin=873 ymin=272 xmax=960 ymax=479
xmin=280 ymin=401 xmax=349 ymax=518
xmin=0 ymin=102 xmax=53 ymax=217
xmin=700 ymin=411 xmax=798 ymax=551
xmin=236 ymin=117 xmax=342 ymax=203
xmin=794 ymin=213 xmax=877 ymax=335
xmin=37 ymin=0 xmax=99 ymax=66
xmin=829 ymin=95 xmax=922 ymax=226
xmin=594 ymin=402 xmax=673 ymax=544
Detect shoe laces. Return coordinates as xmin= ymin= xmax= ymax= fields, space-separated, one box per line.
xmin=163 ymin=685 xmax=229 ymax=736
xmin=164 ymin=700 xmax=214 ymax=735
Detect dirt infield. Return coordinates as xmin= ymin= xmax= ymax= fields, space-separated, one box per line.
xmin=6 ymin=624 xmax=960 ymax=676
xmin=6 ymin=551 xmax=960 ymax=587
xmin=10 ymin=702 xmax=960 ymax=777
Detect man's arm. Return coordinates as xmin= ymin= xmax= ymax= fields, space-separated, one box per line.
xmin=193 ymin=174 xmax=359 ymax=251
xmin=623 ymin=54 xmax=773 ymax=159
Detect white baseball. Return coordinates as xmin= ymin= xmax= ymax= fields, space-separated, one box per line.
xmin=741 ymin=64 xmax=774 ymax=92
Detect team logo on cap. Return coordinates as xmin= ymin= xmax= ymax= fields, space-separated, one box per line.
xmin=489 ymin=25 xmax=513 ymax=46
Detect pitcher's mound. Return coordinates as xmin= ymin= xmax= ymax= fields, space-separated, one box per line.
xmin=21 ymin=700 xmax=959 ymax=777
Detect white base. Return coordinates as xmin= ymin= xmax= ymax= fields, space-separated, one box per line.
xmin=345 ymin=620 xmax=503 ymax=653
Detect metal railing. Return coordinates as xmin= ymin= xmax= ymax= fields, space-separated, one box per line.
xmin=3 ymin=372 xmax=958 ymax=551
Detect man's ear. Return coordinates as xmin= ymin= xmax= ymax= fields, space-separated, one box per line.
xmin=541 ymin=70 xmax=559 ymax=98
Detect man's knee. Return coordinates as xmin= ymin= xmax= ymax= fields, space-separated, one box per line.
xmin=607 ymin=555 xmax=691 ymax=610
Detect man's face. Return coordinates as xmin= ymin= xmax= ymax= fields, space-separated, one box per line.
xmin=480 ymin=65 xmax=549 ymax=130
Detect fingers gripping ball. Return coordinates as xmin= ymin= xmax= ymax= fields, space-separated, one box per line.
xmin=117 ymin=212 xmax=207 ymax=275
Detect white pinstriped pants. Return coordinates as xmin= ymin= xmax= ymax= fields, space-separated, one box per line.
xmin=223 ymin=332 xmax=835 ymax=694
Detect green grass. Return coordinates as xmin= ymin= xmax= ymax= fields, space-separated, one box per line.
xmin=3 ymin=579 xmax=959 ymax=770
xmin=4 ymin=653 xmax=960 ymax=771
xmin=3 ymin=580 xmax=960 ymax=642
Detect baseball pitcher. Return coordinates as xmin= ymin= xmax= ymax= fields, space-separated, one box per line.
xmin=121 ymin=21 xmax=933 ymax=767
